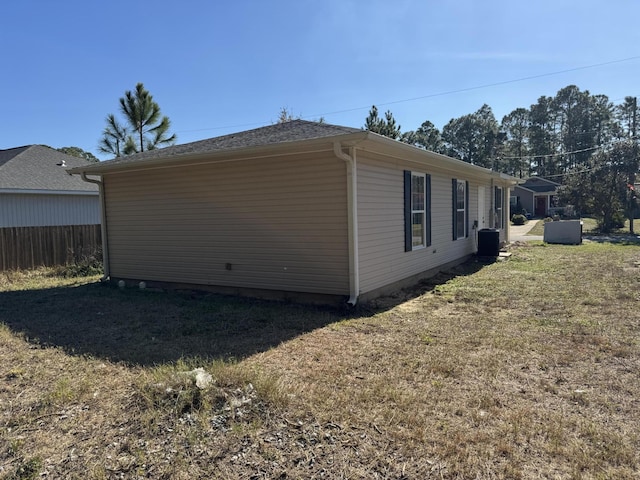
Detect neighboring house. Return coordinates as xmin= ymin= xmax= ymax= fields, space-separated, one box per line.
xmin=511 ymin=177 xmax=562 ymax=218
xmin=0 ymin=145 xmax=100 ymax=227
xmin=70 ymin=120 xmax=517 ymax=305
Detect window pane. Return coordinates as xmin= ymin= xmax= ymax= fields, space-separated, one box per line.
xmin=412 ymin=192 xmax=424 ymax=210
xmin=456 ymin=211 xmax=465 ymax=237
xmin=495 ymin=187 xmax=503 ymax=229
xmin=412 ymin=213 xmax=424 ymax=246
xmin=412 ymin=176 xmax=424 ymax=210
xmin=412 ymin=175 xmax=424 ymax=192
xmin=456 ymin=181 xmax=465 ymax=209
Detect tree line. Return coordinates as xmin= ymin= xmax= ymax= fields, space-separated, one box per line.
xmin=364 ymin=85 xmax=639 ymax=232
xmin=63 ymin=82 xmax=637 ymax=232
xmin=364 ymin=85 xmax=638 ymax=177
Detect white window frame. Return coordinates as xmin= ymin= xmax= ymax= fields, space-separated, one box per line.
xmin=411 ymin=172 xmax=426 ymax=250
xmin=404 ymin=171 xmax=431 ymax=252
xmin=455 ymin=179 xmax=466 ymax=240
xmin=495 ymin=186 xmax=503 ymax=229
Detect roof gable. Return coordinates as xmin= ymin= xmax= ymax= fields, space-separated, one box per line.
xmin=0 ymin=145 xmax=98 ymax=192
xmin=517 ymin=177 xmax=560 ymax=193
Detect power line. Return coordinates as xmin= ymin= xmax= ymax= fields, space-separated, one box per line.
xmin=542 ymin=167 xmax=597 ymax=179
xmin=500 ymin=135 xmax=637 ymax=161
xmin=500 ymin=144 xmax=604 ymax=160
xmin=314 ymin=56 xmax=640 ymax=115
xmin=175 ymin=56 xmax=640 ymax=136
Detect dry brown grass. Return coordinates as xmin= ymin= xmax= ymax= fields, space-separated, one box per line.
xmin=1 ymin=241 xmax=639 ymax=478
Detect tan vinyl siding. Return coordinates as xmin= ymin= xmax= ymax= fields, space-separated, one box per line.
xmin=104 ymin=152 xmax=349 ymax=295
xmin=357 ymin=154 xmax=482 ymax=295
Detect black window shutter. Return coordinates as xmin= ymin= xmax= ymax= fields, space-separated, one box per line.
xmin=404 ymin=171 xmax=412 ymax=252
xmin=452 ymin=178 xmax=457 ymax=240
xmin=465 ymin=180 xmax=470 ymax=238
xmin=426 ymin=174 xmax=432 ymax=247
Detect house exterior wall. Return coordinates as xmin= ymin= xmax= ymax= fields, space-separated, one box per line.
xmin=103 ymin=152 xmax=350 ymax=296
xmin=0 ymin=193 xmax=100 ymax=227
xmin=356 ymin=152 xmax=499 ymax=296
xmin=512 ymin=186 xmax=534 ymax=215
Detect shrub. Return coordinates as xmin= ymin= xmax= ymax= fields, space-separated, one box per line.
xmin=594 ymin=211 xmax=626 ymax=232
xmin=612 ymin=211 xmax=626 ymax=229
xmin=52 ymin=249 xmax=103 ymax=278
xmin=511 ymin=214 xmax=527 ymax=226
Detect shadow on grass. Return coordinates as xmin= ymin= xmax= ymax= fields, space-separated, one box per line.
xmin=583 ymin=233 xmax=640 ymax=245
xmin=0 ymin=258 xmax=490 ymax=366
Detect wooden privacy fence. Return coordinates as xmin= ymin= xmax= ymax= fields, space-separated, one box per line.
xmin=0 ymin=224 xmax=101 ymax=271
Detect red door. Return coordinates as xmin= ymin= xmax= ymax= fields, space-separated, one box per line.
xmin=535 ymin=196 xmax=546 ymax=216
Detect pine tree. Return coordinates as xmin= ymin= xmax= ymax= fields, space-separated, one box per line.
xmin=364 ymin=105 xmax=401 ymax=139
xmin=99 ymin=83 xmax=176 ymax=157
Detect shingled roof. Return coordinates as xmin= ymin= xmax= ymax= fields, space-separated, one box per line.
xmin=92 ymin=120 xmax=363 ymax=167
xmin=518 ymin=177 xmax=560 ymax=193
xmin=0 ymin=145 xmax=98 ymax=192
xmin=69 ymin=120 xmax=519 ymax=186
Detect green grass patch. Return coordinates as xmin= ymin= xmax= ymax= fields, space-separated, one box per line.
xmin=527 ymin=216 xmax=638 ymax=236
xmin=526 ymin=219 xmax=545 ymax=235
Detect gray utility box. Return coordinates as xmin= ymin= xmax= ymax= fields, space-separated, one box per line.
xmin=543 ymin=220 xmax=583 ymax=245
xmin=477 ymin=228 xmax=500 ymax=256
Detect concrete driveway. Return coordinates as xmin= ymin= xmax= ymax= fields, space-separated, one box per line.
xmin=510 ymin=220 xmax=544 ymax=242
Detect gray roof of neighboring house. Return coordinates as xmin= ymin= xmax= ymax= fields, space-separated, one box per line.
xmin=516 ymin=177 xmax=560 ymax=193
xmin=87 ymin=120 xmax=363 ymax=167
xmin=0 ymin=145 xmax=98 ymax=192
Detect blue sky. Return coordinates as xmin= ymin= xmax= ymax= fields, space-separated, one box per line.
xmin=2 ymin=0 xmax=640 ymax=159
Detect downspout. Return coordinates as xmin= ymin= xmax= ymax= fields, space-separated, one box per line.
xmin=333 ymin=143 xmax=359 ymax=306
xmin=80 ymin=173 xmax=110 ymax=282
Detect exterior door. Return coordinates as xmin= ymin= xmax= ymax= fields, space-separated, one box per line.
xmin=477 ymin=186 xmax=486 ymax=228
xmin=535 ymin=196 xmax=546 ymax=216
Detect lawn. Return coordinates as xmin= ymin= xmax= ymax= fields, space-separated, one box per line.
xmin=1 ymin=242 xmax=639 ymax=479
xmin=526 ymin=217 xmax=638 ymax=236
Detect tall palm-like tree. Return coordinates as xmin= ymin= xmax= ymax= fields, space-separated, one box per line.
xmin=99 ymin=83 xmax=176 ymax=157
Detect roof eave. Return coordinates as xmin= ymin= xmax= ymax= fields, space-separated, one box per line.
xmin=359 ymin=133 xmax=519 ymax=183
xmin=68 ymin=131 xmax=370 ymax=176
xmin=69 ymin=129 xmax=519 ymax=185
